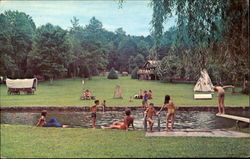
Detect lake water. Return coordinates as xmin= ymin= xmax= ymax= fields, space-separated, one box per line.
xmin=1 ymin=110 xmax=249 ymax=130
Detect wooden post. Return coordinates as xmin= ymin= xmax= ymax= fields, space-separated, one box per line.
xmin=143 ymin=114 xmax=147 ymax=132
xmin=157 ymin=115 xmax=161 ymax=131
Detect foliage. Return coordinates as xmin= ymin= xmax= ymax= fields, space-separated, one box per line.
xmin=107 ymin=68 xmax=118 ymax=79
xmin=149 ymin=0 xmax=249 ymax=89
xmin=0 ymin=10 xmax=36 ymax=78
xmin=128 ymin=54 xmax=145 ymax=73
xmin=79 ymin=63 xmax=91 ymax=79
xmin=28 ymin=23 xmax=71 ymax=83
xmin=156 ymin=54 xmax=182 ymax=82
xmin=131 ymin=67 xmax=139 ymax=79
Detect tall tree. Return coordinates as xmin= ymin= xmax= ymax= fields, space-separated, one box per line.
xmin=0 ymin=10 xmax=36 ymax=78
xmin=29 ymin=23 xmax=71 ymax=84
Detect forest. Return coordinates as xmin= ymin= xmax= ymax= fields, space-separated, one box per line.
xmin=0 ymin=0 xmax=248 ymax=93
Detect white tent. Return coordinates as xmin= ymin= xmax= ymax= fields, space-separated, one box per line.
xmin=6 ymin=78 xmax=37 ymax=89
xmin=194 ymin=69 xmax=214 ymax=92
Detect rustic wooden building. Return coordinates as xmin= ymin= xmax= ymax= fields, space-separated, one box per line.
xmin=137 ymin=60 xmax=160 ymax=80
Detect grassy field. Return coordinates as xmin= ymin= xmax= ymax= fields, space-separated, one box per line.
xmin=1 ymin=124 xmax=250 ymax=158
xmin=1 ymin=76 xmax=248 ymax=107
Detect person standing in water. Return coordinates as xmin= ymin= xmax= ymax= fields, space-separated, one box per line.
xmin=91 ymin=100 xmax=100 ymax=129
xmin=144 ymin=103 xmax=156 ymax=132
xmin=157 ymin=95 xmax=176 ymax=131
xmin=213 ymin=85 xmax=234 ymax=114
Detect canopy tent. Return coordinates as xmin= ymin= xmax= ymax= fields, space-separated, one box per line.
xmin=194 ymin=69 xmax=214 ymax=92
xmin=6 ymin=78 xmax=37 ymax=89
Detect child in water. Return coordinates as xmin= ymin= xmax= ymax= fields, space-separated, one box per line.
xmin=157 ymin=95 xmax=175 ymax=131
xmin=144 ymin=103 xmax=156 ymax=132
xmin=91 ymin=100 xmax=100 ymax=129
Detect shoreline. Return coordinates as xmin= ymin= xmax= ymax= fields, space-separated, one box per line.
xmin=1 ymin=106 xmax=249 ymax=112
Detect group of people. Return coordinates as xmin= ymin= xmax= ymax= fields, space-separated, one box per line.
xmin=144 ymin=95 xmax=175 ymax=132
xmin=90 ymin=94 xmax=175 ymax=132
xmin=80 ymin=89 xmax=96 ymax=100
xmin=37 ymin=85 xmax=233 ymax=132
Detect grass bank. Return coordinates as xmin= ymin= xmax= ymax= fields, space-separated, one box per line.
xmin=1 ymin=76 xmax=248 ymax=107
xmin=1 ymin=124 xmax=250 ymax=158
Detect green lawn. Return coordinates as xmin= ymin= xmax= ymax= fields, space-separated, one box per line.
xmin=1 ymin=124 xmax=250 ymax=158
xmin=1 ymin=76 xmax=248 ymax=107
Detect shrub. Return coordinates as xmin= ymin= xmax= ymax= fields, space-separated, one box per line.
xmin=108 ymin=68 xmax=118 ymax=79
xmin=131 ymin=67 xmax=139 ymax=79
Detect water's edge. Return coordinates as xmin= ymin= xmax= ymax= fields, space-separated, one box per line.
xmin=0 ymin=106 xmax=249 ymax=112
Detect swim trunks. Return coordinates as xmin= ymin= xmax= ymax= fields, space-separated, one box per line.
xmin=91 ymin=112 xmax=96 ymax=118
xmin=120 ymin=123 xmax=127 ymax=130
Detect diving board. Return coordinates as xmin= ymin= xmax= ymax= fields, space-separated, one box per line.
xmin=194 ymin=94 xmax=212 ymax=100
xmin=216 ymin=113 xmax=250 ymax=123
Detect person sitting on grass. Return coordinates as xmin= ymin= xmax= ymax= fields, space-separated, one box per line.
xmin=144 ymin=103 xmax=156 ymax=132
xmin=81 ymin=89 xmax=96 ymax=100
xmin=84 ymin=89 xmax=92 ymax=100
xmin=36 ymin=110 xmax=68 ymax=128
xmin=148 ymin=90 xmax=153 ymax=99
xmin=101 ymin=109 xmax=134 ymax=131
xmin=157 ymin=95 xmax=175 ymax=131
xmin=213 ymin=85 xmax=235 ymax=114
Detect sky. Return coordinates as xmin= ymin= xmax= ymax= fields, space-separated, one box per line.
xmin=0 ymin=0 xmax=177 ymax=36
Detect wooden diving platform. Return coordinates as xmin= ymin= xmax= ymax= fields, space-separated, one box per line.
xmin=194 ymin=94 xmax=212 ymax=100
xmin=216 ymin=113 xmax=250 ymax=123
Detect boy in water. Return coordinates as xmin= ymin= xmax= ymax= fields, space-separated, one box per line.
xmin=91 ymin=100 xmax=100 ymax=129
xmin=213 ymin=85 xmax=234 ymax=114
xmin=157 ymin=95 xmax=175 ymax=131
xmin=144 ymin=103 xmax=156 ymax=132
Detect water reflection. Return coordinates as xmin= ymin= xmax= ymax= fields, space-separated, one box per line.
xmin=1 ymin=110 xmax=249 ymax=130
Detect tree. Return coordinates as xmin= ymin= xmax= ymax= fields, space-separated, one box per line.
xmin=107 ymin=68 xmax=118 ymax=79
xmin=131 ymin=67 xmax=139 ymax=79
xmin=148 ymin=0 xmax=248 ymax=88
xmin=29 ymin=23 xmax=71 ymax=84
xmin=0 ymin=10 xmax=36 ymax=78
xmin=79 ymin=63 xmax=91 ymax=79
xmin=128 ymin=54 xmax=145 ymax=73
xmin=156 ymin=54 xmax=182 ymax=82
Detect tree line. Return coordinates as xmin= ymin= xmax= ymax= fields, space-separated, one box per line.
xmin=0 ymin=11 xmax=155 ymax=82
xmin=0 ymin=0 xmax=249 ymax=94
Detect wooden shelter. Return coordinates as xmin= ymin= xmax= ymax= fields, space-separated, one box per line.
xmin=137 ymin=60 xmax=160 ymax=80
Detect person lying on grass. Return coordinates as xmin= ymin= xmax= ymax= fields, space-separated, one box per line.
xmin=101 ymin=109 xmax=134 ymax=131
xmin=144 ymin=103 xmax=156 ymax=132
xmin=157 ymin=95 xmax=175 ymax=131
xmin=213 ymin=85 xmax=235 ymax=114
xmin=36 ymin=110 xmax=68 ymax=128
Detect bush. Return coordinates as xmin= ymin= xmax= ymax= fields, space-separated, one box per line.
xmin=131 ymin=67 xmax=139 ymax=79
xmin=108 ymin=68 xmax=118 ymax=79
